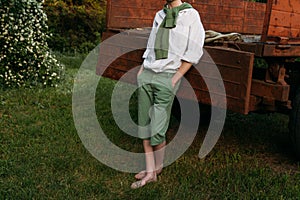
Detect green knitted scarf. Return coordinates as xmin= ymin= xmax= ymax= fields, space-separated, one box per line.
xmin=154 ymin=2 xmax=193 ymax=60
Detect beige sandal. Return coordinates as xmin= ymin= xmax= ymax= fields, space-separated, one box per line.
xmin=131 ymin=175 xmax=157 ymax=189
xmin=134 ymin=170 xmax=147 ymax=180
xmin=134 ymin=167 xmax=162 ymax=180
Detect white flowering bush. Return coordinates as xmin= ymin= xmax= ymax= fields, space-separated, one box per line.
xmin=0 ymin=0 xmax=64 ymax=88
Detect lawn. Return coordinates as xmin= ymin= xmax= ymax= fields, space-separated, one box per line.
xmin=1 ymin=53 xmax=300 ymax=199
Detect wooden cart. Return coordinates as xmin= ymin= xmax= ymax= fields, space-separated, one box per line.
xmin=97 ymin=0 xmax=300 ymax=158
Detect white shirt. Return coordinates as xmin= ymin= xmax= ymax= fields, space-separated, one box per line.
xmin=142 ymin=8 xmax=205 ymax=73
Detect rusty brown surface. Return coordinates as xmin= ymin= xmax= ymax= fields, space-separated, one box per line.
xmin=261 ymin=0 xmax=273 ymax=42
xmin=106 ymin=0 xmax=266 ymax=34
xmin=97 ymin=41 xmax=255 ymax=114
xmin=188 ymin=46 xmax=254 ymax=114
xmin=251 ymin=79 xmax=290 ymax=102
xmin=193 ymin=0 xmax=266 ymax=34
xmin=262 ymin=0 xmax=300 ymax=43
xmin=263 ymin=44 xmax=300 ymax=57
xmin=265 ymin=62 xmax=288 ymax=85
xmin=97 ymin=34 xmax=294 ymax=114
xmin=208 ymin=42 xmax=265 ymax=57
xmin=219 ymin=41 xmax=300 ymax=58
xmin=100 ymin=0 xmax=300 ymax=114
xmin=97 ymin=30 xmax=148 ymax=76
xmin=106 ymin=0 xmax=162 ymax=29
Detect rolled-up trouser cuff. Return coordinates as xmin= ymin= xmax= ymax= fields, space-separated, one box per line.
xmin=137 ymin=69 xmax=181 ymax=146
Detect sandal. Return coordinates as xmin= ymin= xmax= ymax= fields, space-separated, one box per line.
xmin=134 ymin=170 xmax=147 ymax=180
xmin=131 ymin=174 xmax=157 ymax=189
xmin=135 ymin=168 xmax=162 ymax=180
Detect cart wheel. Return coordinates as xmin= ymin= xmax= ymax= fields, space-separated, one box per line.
xmin=289 ymin=88 xmax=300 ymax=159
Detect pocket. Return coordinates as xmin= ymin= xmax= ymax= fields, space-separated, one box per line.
xmin=137 ymin=70 xmax=144 ymax=79
xmin=169 ymin=76 xmax=181 ymax=93
xmin=137 ymin=70 xmax=145 ymax=86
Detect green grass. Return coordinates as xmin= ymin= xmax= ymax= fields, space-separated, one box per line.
xmin=1 ymin=53 xmax=300 ymax=199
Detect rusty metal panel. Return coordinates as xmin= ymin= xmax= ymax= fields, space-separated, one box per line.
xmin=262 ymin=0 xmax=300 ymax=43
xmin=106 ymin=0 xmax=266 ymax=35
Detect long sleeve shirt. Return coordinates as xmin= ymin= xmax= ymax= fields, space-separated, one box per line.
xmin=142 ymin=8 xmax=205 ymax=73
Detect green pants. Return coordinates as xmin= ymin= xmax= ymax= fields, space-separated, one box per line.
xmin=137 ymin=69 xmax=181 ymax=146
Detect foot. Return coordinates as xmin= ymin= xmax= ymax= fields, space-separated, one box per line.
xmin=134 ymin=168 xmax=162 ymax=180
xmin=131 ymin=173 xmax=157 ymax=189
xmin=134 ymin=170 xmax=147 ymax=180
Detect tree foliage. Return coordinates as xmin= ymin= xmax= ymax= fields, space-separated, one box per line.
xmin=44 ymin=0 xmax=106 ymax=53
xmin=0 ymin=0 xmax=64 ymax=88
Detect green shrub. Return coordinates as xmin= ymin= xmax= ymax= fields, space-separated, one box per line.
xmin=0 ymin=0 xmax=64 ymax=88
xmin=44 ymin=0 xmax=106 ymax=53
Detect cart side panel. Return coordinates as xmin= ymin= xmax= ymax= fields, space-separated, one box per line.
xmin=182 ymin=46 xmax=254 ymax=114
xmin=106 ymin=0 xmax=266 ymax=35
xmin=106 ymin=0 xmax=161 ymax=29
xmin=97 ymin=31 xmax=254 ymax=114
xmin=263 ymin=0 xmax=300 ymax=42
xmin=192 ymin=0 xmax=266 ymax=34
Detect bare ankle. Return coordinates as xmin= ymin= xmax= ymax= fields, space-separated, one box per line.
xmin=145 ymin=171 xmax=156 ymax=179
xmin=155 ymin=165 xmax=163 ymax=174
xmin=156 ymin=168 xmax=162 ymax=175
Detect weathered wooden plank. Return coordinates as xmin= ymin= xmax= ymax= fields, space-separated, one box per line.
xmin=263 ymin=44 xmax=300 ymax=57
xmin=231 ymin=42 xmax=264 ymax=57
xmin=264 ymin=0 xmax=300 ymax=41
xmin=97 ymin=44 xmax=255 ymax=114
xmin=181 ymin=72 xmax=241 ymax=100
xmin=267 ymin=26 xmax=299 ymax=39
xmin=110 ymin=0 xmax=162 ymax=7
xmin=271 ymin=0 xmax=299 ymax=14
xmin=199 ymin=0 xmax=265 ymax=34
xmin=106 ymin=0 xmax=266 ymax=35
xmin=244 ymin=1 xmax=266 ymax=29
xmin=109 ymin=6 xmax=156 ymax=28
xmin=195 ymin=0 xmax=244 ymax=8
xmin=260 ymin=0 xmax=273 ymax=42
xmin=291 ymin=13 xmax=300 ymax=29
xmin=107 ymin=0 xmax=161 ymax=28
xmin=193 ymin=0 xmax=265 ymax=34
xmin=269 ymin=10 xmax=292 ymax=28
xmin=201 ymin=47 xmax=254 ymax=114
xmin=251 ymin=79 xmax=290 ymax=102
